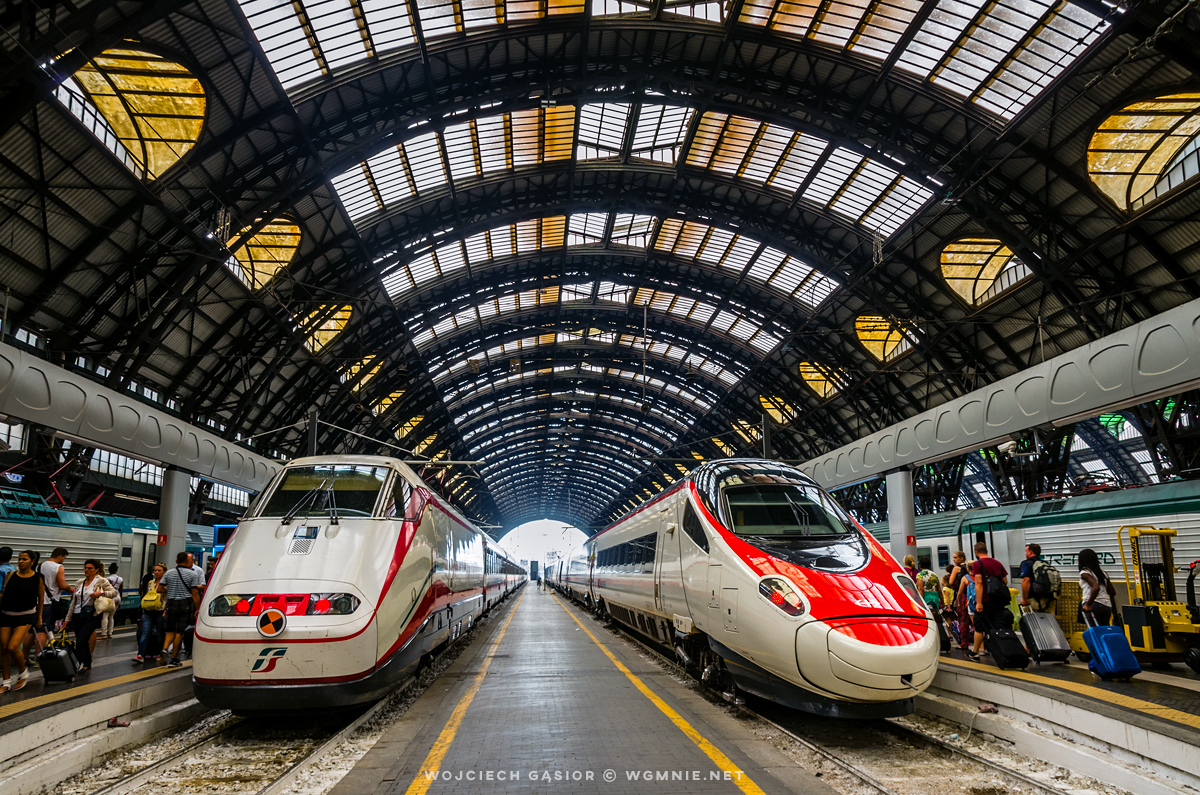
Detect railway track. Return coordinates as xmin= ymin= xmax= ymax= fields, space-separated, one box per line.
xmin=569 ymin=596 xmax=1103 ymax=795
xmin=82 ymin=677 xmax=413 ymax=795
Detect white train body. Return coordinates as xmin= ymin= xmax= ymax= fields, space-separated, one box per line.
xmin=194 ymin=456 xmax=523 ymax=711
xmin=558 ymin=459 xmax=938 ymax=718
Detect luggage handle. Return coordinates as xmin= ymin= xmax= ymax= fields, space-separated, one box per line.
xmin=1020 ymin=604 xmax=1031 ymax=616
xmin=1082 ymin=610 xmax=1100 ymax=629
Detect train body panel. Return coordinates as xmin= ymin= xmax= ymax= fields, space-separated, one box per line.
xmin=866 ymin=478 xmax=1200 ymax=595
xmin=194 ymin=455 xmax=524 ymax=712
xmin=568 ymin=459 xmax=937 ymax=718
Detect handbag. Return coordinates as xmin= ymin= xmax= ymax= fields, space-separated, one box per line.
xmin=95 ymin=595 xmax=115 ymax=614
xmin=141 ymin=589 xmax=163 ymax=610
xmin=78 ymin=605 xmax=96 ymax=619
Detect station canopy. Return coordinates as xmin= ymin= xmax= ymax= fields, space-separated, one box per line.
xmin=2 ymin=0 xmax=1199 ymax=531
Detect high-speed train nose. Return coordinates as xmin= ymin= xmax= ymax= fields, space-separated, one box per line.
xmin=796 ymin=617 xmax=938 ymax=701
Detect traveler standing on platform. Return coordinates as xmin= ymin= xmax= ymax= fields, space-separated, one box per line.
xmin=1020 ymin=543 xmax=1060 ymax=615
xmin=133 ymin=564 xmax=166 ymax=664
xmin=0 ymin=547 xmax=16 ymax=589
xmin=1078 ymin=548 xmax=1116 ymax=627
xmin=66 ymin=559 xmax=116 ymax=673
xmin=188 ymin=553 xmax=207 ymax=589
xmin=916 ymin=566 xmax=941 ymax=614
xmin=183 ymin=554 xmax=205 ymax=658
xmin=40 ymin=548 xmax=71 ymax=630
xmin=158 ymin=552 xmax=200 ymax=668
xmin=968 ymin=542 xmax=1009 ymax=662
xmin=0 ymin=551 xmax=43 ymax=693
xmin=903 ymin=555 xmax=919 ymax=582
xmin=99 ymin=563 xmax=124 ymax=639
xmin=949 ymin=551 xmax=972 ymax=650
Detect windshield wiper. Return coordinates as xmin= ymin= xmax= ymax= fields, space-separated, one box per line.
xmin=326 ymin=485 xmax=340 ymax=525
xmin=783 ymin=492 xmax=811 ymax=536
xmin=281 ymin=479 xmax=328 ymax=525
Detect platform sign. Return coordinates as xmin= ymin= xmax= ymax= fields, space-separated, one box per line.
xmin=906 ymin=535 xmax=916 ymax=547
xmin=157 ymin=533 xmax=168 ymax=546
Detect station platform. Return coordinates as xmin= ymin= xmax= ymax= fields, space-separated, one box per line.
xmin=332 ymin=587 xmax=835 ymax=795
xmin=926 ymin=646 xmax=1200 ymax=793
xmin=0 ymin=622 xmax=200 ymax=795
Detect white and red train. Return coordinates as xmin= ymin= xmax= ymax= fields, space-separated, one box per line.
xmin=548 ymin=459 xmax=939 ymax=718
xmin=193 ymin=455 xmax=524 ymax=711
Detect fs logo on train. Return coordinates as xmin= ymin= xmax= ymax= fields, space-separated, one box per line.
xmin=257 ymin=608 xmax=287 ymax=638
xmin=251 ymin=647 xmax=287 ymax=673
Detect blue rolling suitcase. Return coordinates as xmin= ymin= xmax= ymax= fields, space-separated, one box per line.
xmin=1082 ymin=613 xmax=1140 ymax=681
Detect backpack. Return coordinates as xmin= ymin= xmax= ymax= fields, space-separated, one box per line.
xmin=1030 ymin=559 xmax=1061 ymax=598
xmin=981 ymin=560 xmax=1009 ymax=604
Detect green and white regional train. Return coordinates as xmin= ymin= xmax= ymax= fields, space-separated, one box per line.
xmin=862 ymin=479 xmax=1200 ymax=596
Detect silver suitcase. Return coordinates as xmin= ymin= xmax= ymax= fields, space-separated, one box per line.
xmin=1018 ymin=605 xmax=1071 ymax=663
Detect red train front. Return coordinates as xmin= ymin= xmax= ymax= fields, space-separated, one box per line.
xmin=563 ymin=459 xmax=939 ymax=717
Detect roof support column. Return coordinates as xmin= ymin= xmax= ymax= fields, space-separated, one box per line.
xmin=158 ymin=466 xmax=191 ymax=567
xmin=885 ymin=468 xmax=916 ymax=567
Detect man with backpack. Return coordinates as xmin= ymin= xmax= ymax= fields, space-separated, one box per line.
xmin=1020 ymin=543 xmax=1060 ymax=615
xmin=967 ymin=542 xmax=1010 ymax=662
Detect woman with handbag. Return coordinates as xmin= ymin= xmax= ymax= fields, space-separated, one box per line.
xmin=133 ymin=564 xmax=166 ymax=664
xmin=99 ymin=563 xmax=124 ymax=639
xmin=0 ymin=551 xmax=43 ymax=693
xmin=65 ymin=559 xmax=117 ymax=673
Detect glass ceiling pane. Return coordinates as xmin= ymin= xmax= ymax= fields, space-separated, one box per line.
xmin=653 ymin=219 xmax=840 ymax=309
xmin=1087 ymin=93 xmax=1200 ymax=210
xmin=226 ymin=219 xmax=301 ymax=289
xmin=798 ymin=362 xmax=846 ymax=398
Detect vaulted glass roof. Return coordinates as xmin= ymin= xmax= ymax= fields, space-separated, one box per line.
xmin=238 ymin=0 xmax=1110 ymax=122
xmin=798 ymin=362 xmax=846 ymax=398
xmin=331 ymin=103 xmax=937 ymax=237
xmin=304 ymin=305 xmax=353 ymax=353
xmin=408 ymin=282 xmax=784 ymax=354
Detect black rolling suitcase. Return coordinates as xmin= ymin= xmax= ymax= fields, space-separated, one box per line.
xmin=38 ymin=630 xmax=79 ymax=683
xmin=984 ymin=627 xmax=1030 ymax=670
xmin=1019 ymin=605 xmax=1071 ymax=663
xmin=937 ymin=616 xmax=952 ymax=654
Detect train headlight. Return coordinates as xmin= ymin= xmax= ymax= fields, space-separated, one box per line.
xmin=209 ymin=594 xmax=256 ymax=617
xmin=307 ymin=593 xmax=360 ymax=615
xmin=759 ymin=577 xmax=806 ymax=616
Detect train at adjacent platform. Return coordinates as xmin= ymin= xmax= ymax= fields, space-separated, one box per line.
xmin=193 ymin=455 xmax=525 ymax=711
xmin=548 ymin=459 xmax=939 ymax=718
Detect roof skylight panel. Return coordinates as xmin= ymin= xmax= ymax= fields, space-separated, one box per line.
xmin=512 ymin=106 xmax=576 ymax=166
xmin=568 ymin=213 xmax=609 ymax=245
xmin=862 ymin=176 xmax=933 ymax=236
xmin=630 ymin=105 xmax=694 ymax=164
xmin=577 ymin=103 xmax=631 ymax=160
xmin=830 ymin=158 xmax=898 ymax=222
xmin=895 ymin=0 xmax=989 ymax=79
xmin=611 ymin=214 xmax=656 ymax=247
xmin=810 ymin=0 xmax=873 ymax=48
xmin=975 ymin=1 xmax=1108 ymax=118
xmin=238 ymin=1 xmax=331 ymax=89
xmin=414 ymin=0 xmax=460 ymax=38
xmin=360 ymin=0 xmax=417 ymax=49
xmin=738 ymin=0 xmax=821 ymax=35
xmin=849 ymin=0 xmax=923 ymax=59
xmin=932 ymin=0 xmax=1052 ymax=100
xmin=802 ymin=146 xmax=862 ymax=206
xmin=561 ymin=282 xmax=596 ymax=301
xmin=330 ymin=164 xmax=378 ymax=220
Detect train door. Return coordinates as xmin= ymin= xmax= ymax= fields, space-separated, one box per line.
xmin=656 ymin=506 xmax=687 ymax=620
xmin=679 ymin=501 xmax=711 ymax=619
xmin=131 ymin=527 xmax=157 ymax=590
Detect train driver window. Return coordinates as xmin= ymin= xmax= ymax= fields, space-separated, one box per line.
xmin=384 ymin=476 xmax=424 ymax=521
xmin=256 ymin=465 xmax=389 ymax=518
xmin=682 ymin=503 xmax=709 ymax=553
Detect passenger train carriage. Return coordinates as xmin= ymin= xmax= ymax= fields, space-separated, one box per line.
xmin=193 ymin=456 xmax=524 ymax=711
xmin=558 ymin=459 xmax=938 ymax=718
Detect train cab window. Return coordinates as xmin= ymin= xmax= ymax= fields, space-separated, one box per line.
xmin=256 ymin=464 xmax=389 ymax=518
xmin=682 ymin=503 xmax=709 ymax=553
xmin=383 ymin=475 xmax=424 ymax=520
xmin=937 ymin=545 xmax=950 ymax=569
xmin=701 ymin=461 xmax=868 ymax=573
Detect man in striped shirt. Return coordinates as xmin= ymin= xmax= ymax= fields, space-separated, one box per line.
xmin=157 ymin=551 xmax=200 ymax=668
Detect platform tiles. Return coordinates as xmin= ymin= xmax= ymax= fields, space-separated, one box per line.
xmin=333 ymin=588 xmax=834 ymax=795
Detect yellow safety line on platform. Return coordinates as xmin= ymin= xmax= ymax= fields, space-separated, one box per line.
xmin=941 ymin=657 xmax=1200 ymax=730
xmin=555 ymin=597 xmax=766 ymax=795
xmin=404 ymin=590 xmax=525 ymax=795
xmin=0 ymin=661 xmax=190 ymax=720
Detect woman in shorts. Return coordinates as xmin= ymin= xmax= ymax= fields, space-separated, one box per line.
xmin=0 ymin=551 xmax=44 ymax=692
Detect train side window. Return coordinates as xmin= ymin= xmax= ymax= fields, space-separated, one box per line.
xmin=682 ymin=503 xmax=709 ymax=554
xmin=384 ymin=476 xmax=420 ymax=520
xmin=917 ymin=547 xmax=931 ymax=570
xmin=937 ymin=545 xmax=950 ymax=569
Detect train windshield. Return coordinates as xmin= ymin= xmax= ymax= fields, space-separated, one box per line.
xmin=698 ymin=461 xmax=868 ymax=572
xmin=256 ymin=465 xmax=390 ymax=519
